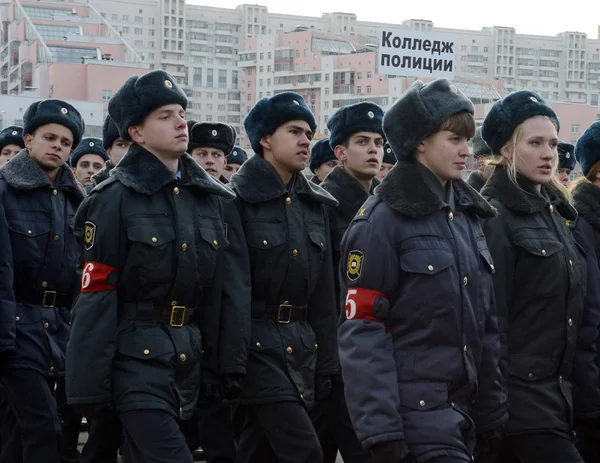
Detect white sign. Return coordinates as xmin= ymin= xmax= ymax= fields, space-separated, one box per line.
xmin=378 ymin=29 xmax=456 ymax=79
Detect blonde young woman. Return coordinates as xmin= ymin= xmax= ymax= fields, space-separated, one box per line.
xmin=479 ymin=91 xmax=586 ymax=462
xmin=570 ymin=121 xmax=600 ymax=462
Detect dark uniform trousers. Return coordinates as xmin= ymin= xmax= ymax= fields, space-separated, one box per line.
xmin=196 ymin=397 xmax=236 ymax=463
xmin=497 ymin=433 xmax=584 ymax=463
xmin=235 ymin=402 xmax=323 ymax=463
xmin=81 ymin=415 xmax=122 ymax=463
xmin=55 ymin=377 xmax=83 ymax=463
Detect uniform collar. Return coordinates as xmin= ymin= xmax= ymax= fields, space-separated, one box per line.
xmin=321 ymin=166 xmax=378 ymax=218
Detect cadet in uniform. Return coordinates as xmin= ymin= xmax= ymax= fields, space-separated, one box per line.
xmin=223 ymin=146 xmax=247 ymax=181
xmin=308 ymin=139 xmax=340 ymax=185
xmin=189 ymin=122 xmax=236 ymax=184
xmin=0 ymin=99 xmax=85 ymax=463
xmin=466 ymin=128 xmax=493 ymax=192
xmin=230 ymin=92 xmax=339 ymax=463
xmin=65 ymin=70 xmax=251 ymax=463
xmin=0 ymin=126 xmax=25 ymax=166
xmin=572 ymin=121 xmax=600 ymax=462
xmin=481 ymin=91 xmax=586 ymax=462
xmin=377 ymin=142 xmax=396 ymax=180
xmin=70 ymin=138 xmax=109 ymax=189
xmin=337 ymin=79 xmax=507 ymax=463
xmin=557 ymin=141 xmax=576 ymax=188
xmin=91 ymin=115 xmax=130 ymax=187
xmin=313 ymin=101 xmax=387 ymax=463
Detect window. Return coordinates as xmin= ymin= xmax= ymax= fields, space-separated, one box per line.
xmin=206 ymin=115 xmax=213 ymax=121
xmin=135 ymin=16 xmax=143 ymax=23
xmin=259 ymin=79 xmax=264 ymax=87
xmin=101 ymin=90 xmax=112 ymax=101
xmin=247 ymin=80 xmax=252 ymax=88
xmin=35 ymin=24 xmax=81 ymax=41
xmin=367 ymin=72 xmax=372 ymax=78
xmin=218 ymin=93 xmax=227 ymax=100
xmin=207 ymin=104 xmax=213 ymax=110
xmin=461 ymin=45 xmax=467 ymax=51
xmin=267 ymin=78 xmax=271 ymax=86
xmin=112 ymin=14 xmax=118 ymax=21
xmin=135 ymin=28 xmax=143 ymax=35
xmin=206 ymin=92 xmax=213 ymax=99
xmin=572 ymin=124 xmax=580 ymax=134
xmin=232 ymin=71 xmax=238 ymax=88
xmin=149 ymin=41 xmax=155 ymax=48
xmin=259 ymin=66 xmax=264 ymax=73
xmin=267 ymin=65 xmax=271 ymax=72
xmin=357 ymin=86 xmax=361 ymax=94
xmin=357 ymin=72 xmax=362 ymax=79
xmin=134 ymin=40 xmax=143 ymax=48
xmin=218 ymin=104 xmax=226 ymax=111
xmin=325 ymin=88 xmax=329 ymax=95
xmin=122 ymin=15 xmax=129 ymax=21
xmin=260 ymin=53 xmax=264 ymax=59
xmin=268 ymin=52 xmax=272 ymax=59
xmin=218 ymin=116 xmax=226 ymax=122
xmin=259 ymin=92 xmax=263 ymax=98
xmin=325 ymin=74 xmax=330 ymax=81
xmin=193 ymin=68 xmax=202 ymax=85
xmin=366 ymin=85 xmax=372 ymax=94
xmin=149 ymin=30 xmax=155 ymax=37
xmin=483 ymin=47 xmax=488 ymax=53
xmin=324 ymin=101 xmax=329 ymax=109
xmin=149 ymin=53 xmax=154 ymax=59
xmin=48 ymin=46 xmax=98 ymax=64
xmin=149 ymin=18 xmax=155 ymax=25
xmin=122 ymin=27 xmax=129 ymax=34
xmin=247 ymin=93 xmax=252 ymax=101
xmin=218 ymin=70 xmax=227 ymax=88
xmin=207 ymin=69 xmax=214 ymax=86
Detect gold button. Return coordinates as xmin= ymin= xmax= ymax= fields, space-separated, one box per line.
xmin=27 ymin=230 xmax=32 ymax=234
xmin=568 ymin=318 xmax=573 ymax=327
xmin=285 ymin=197 xmax=291 ymax=205
xmin=263 ymin=240 xmax=268 ymax=246
xmin=50 ymin=366 xmax=55 ymax=372
xmin=174 ymin=187 xmax=180 ymax=195
xmin=463 ymin=277 xmax=468 ymax=285
xmin=314 ymin=343 xmax=318 ymax=350
xmin=541 ymin=249 xmax=546 ymax=256
xmin=213 ymin=239 xmax=218 ymax=246
xmin=569 ymin=259 xmax=573 ymax=266
xmin=286 ymin=347 xmax=293 ymax=354
xmin=549 ymin=205 xmax=554 ymax=212
xmin=448 ymin=212 xmax=454 ymax=221
xmin=181 ymin=243 xmax=188 ymax=251
xmin=463 ymin=345 xmax=468 ymax=353
xmin=292 ymin=249 xmax=298 ymax=257
xmin=53 ymin=235 xmax=59 ymax=241
xmin=143 ymin=349 xmax=150 ymax=355
xmin=171 ymin=301 xmax=178 ymax=306
xmin=320 ymin=242 xmax=323 ymax=248
xmin=179 ymin=353 xmax=187 ymax=362
xmin=15 ymin=316 xmax=20 ymax=321
xmin=419 ymin=400 xmax=426 ymax=407
xmin=151 ymin=237 xmax=158 ymax=243
xmin=52 ymin=189 xmax=58 ymax=196
xmin=528 ymin=372 xmax=533 ymax=379
xmin=300 ymin=393 xmax=304 ymax=399
xmin=44 ymin=322 xmax=49 ymax=329
xmin=428 ymin=265 xmax=434 ymax=272
xmin=41 ymin=281 xmax=48 ymax=288
xmin=490 ymin=264 xmax=495 ymax=273
xmin=256 ymin=342 xmax=261 ymax=348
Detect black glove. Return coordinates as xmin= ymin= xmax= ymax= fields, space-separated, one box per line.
xmin=368 ymin=440 xmax=413 ymax=463
xmin=474 ymin=427 xmax=504 ymax=463
xmin=71 ymin=401 xmax=115 ymax=420
xmin=315 ymin=375 xmax=332 ymax=401
xmin=201 ymin=380 xmax=224 ymax=401
xmin=223 ymin=373 xmax=245 ymax=400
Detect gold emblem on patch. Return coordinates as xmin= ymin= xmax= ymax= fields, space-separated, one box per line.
xmin=164 ymin=80 xmax=173 ymax=88
xmin=84 ymin=221 xmax=96 ymax=251
xmin=358 ymin=208 xmax=366 ymax=216
xmin=346 ymin=250 xmax=364 ymax=281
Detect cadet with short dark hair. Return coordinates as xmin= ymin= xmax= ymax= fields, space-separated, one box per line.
xmin=70 ymin=137 xmax=109 ymax=189
xmin=91 ymin=115 xmax=130 ymax=187
xmin=0 ymin=126 xmax=25 ymax=166
xmin=223 ymin=146 xmax=247 ymax=181
xmin=66 ymin=70 xmax=251 ymax=463
xmin=188 ymin=122 xmax=236 ymax=184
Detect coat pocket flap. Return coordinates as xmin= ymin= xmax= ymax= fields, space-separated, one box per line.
xmin=7 ymin=219 xmax=51 ymax=237
xmin=308 ymin=230 xmax=327 ymax=252
xmin=399 ymin=382 xmax=448 ymax=410
xmin=400 ymin=249 xmax=454 ymax=275
xmin=126 ymin=225 xmax=175 ymax=247
xmin=508 ymin=354 xmax=559 ymax=381
xmin=247 ymin=228 xmax=287 ymax=249
xmin=117 ymin=333 xmax=174 ymax=360
xmin=514 ymin=238 xmax=563 ymax=258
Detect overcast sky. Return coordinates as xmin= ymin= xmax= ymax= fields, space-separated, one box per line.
xmin=189 ymin=0 xmax=600 ymax=39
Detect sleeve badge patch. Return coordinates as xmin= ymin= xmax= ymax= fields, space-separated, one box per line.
xmin=346 ymin=250 xmax=364 ymax=281
xmin=84 ymin=221 xmax=96 ymax=251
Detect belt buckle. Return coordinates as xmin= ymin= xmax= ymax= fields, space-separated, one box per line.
xmin=277 ymin=302 xmax=292 ymax=324
xmin=42 ymin=291 xmax=57 ymax=308
xmin=169 ymin=306 xmax=188 ymax=327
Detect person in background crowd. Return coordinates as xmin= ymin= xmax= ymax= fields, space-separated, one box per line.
xmin=315 ymin=101 xmax=387 ymax=463
xmin=571 ymin=121 xmax=600 ymax=462
xmin=70 ymin=138 xmax=109 ymax=190
xmin=377 ymin=142 xmax=396 ymax=180
xmin=467 ymin=127 xmax=493 ymax=192
xmin=480 ymin=90 xmax=586 ymax=463
xmin=308 ymin=139 xmax=341 ymax=185
xmin=222 ymin=146 xmax=248 ymax=181
xmin=0 ymin=126 xmax=25 ymax=166
xmin=0 ymin=99 xmax=85 ymax=463
xmin=230 ymin=91 xmax=339 ymax=463
xmin=91 ymin=116 xmax=131 ymax=187
xmin=337 ymin=78 xmax=507 ymax=463
xmin=66 ymin=70 xmax=251 ymax=463
xmin=557 ymin=141 xmax=576 ymax=188
xmin=189 ymin=122 xmax=236 ymax=184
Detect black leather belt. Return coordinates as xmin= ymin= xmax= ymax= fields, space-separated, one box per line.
xmin=265 ymin=302 xmax=308 ymax=324
xmin=17 ymin=290 xmax=69 ymax=308
xmin=120 ymin=302 xmax=195 ymax=327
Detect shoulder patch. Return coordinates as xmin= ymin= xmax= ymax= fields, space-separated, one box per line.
xmin=346 ymin=250 xmax=364 ymax=281
xmin=84 ymin=221 xmax=96 ymax=251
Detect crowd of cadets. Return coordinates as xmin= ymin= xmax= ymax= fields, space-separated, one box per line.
xmin=1 ymin=68 xmax=600 ymax=463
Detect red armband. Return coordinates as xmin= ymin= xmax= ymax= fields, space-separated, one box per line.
xmin=344 ymin=288 xmax=388 ymax=322
xmin=80 ymin=261 xmax=118 ymax=293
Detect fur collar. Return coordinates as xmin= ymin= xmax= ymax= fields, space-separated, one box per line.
xmin=231 ymin=154 xmax=338 ymax=206
xmin=0 ymin=149 xmax=85 ymax=202
xmin=481 ymin=167 xmax=576 ymax=219
xmin=110 ymin=144 xmax=234 ymax=198
xmin=376 ymin=160 xmax=496 ymax=218
xmin=321 ymin=166 xmax=379 ymax=218
xmin=573 ymin=181 xmax=600 ymax=230
xmin=92 ymin=160 xmax=114 ymax=186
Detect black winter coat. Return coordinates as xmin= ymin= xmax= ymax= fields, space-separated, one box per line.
xmin=572 ymin=181 xmax=600 ymax=421
xmin=481 ymin=167 xmax=586 ymax=438
xmin=0 ymin=150 xmax=85 ymax=376
xmin=229 ymin=155 xmax=339 ymax=406
xmin=338 ymin=160 xmax=507 ymax=461
xmin=467 ymin=170 xmax=486 ymax=192
xmin=66 ymin=145 xmax=251 ymax=420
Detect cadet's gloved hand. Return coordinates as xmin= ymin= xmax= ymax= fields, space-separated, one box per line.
xmin=315 ymin=375 xmax=332 ymax=402
xmin=223 ymin=373 xmax=245 ymax=400
xmin=201 ymin=380 xmax=224 ymax=401
xmin=368 ymin=440 xmax=413 ymax=463
xmin=72 ymin=402 xmax=115 ymax=420
xmin=474 ymin=427 xmax=504 ymax=463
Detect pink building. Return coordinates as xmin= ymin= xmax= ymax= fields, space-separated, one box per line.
xmin=0 ymin=0 xmax=150 ymax=108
